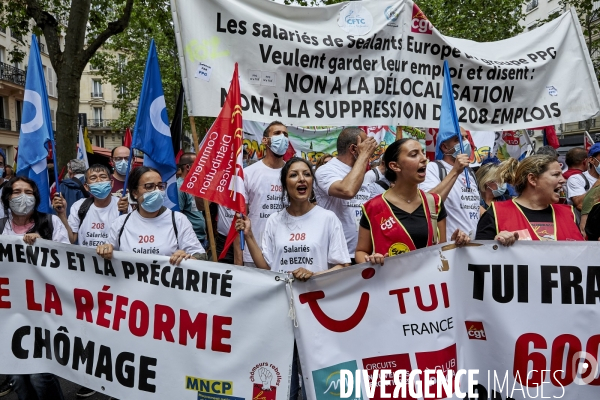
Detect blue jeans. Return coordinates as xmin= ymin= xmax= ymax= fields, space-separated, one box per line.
xmin=10 ymin=374 xmax=64 ymax=400
xmin=290 ymin=343 xmax=307 ymax=400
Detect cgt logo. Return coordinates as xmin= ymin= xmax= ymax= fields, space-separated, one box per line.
xmin=465 ymin=321 xmax=486 ymax=340
xmin=380 ymin=216 xmax=396 ymax=231
xmin=411 ymin=4 xmax=433 ymax=34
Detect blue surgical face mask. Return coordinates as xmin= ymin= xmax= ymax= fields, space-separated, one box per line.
xmin=452 ymin=140 xmax=472 ymax=158
xmin=491 ymin=182 xmax=507 ymax=198
xmin=140 ymin=189 xmax=164 ymax=212
xmin=269 ymin=135 xmax=289 ymax=156
xmin=593 ymin=157 xmax=600 ymax=175
xmin=88 ymin=181 xmax=112 ymax=199
xmin=115 ymin=160 xmax=128 ymax=175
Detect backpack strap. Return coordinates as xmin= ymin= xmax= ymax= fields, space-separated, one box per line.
xmin=424 ymin=192 xmax=440 ymax=244
xmin=373 ymin=167 xmax=380 ymax=182
xmin=77 ymin=198 xmax=95 ymax=228
xmin=434 ymin=160 xmax=447 ymax=181
xmin=0 ymin=217 xmax=8 ymax=234
xmin=171 ymin=209 xmax=179 ymax=247
xmin=117 ymin=212 xmax=134 ymax=248
xmin=582 ymin=173 xmax=590 ymax=191
xmin=375 ymin=180 xmax=390 ymax=190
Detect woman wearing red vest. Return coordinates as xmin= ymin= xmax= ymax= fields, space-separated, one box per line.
xmin=356 ymin=139 xmax=470 ymax=265
xmin=476 ymin=154 xmax=583 ymax=244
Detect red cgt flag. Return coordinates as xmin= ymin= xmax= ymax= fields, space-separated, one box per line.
xmin=585 ymin=131 xmax=595 ymax=152
xmin=180 ymin=64 xmax=246 ymax=259
xmin=124 ymin=127 xmax=133 ymax=148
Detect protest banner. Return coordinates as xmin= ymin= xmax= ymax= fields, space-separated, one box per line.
xmin=0 ymin=237 xmax=294 ymax=400
xmin=291 ymin=241 xmax=600 ymax=400
xmin=242 ymin=121 xmax=396 ymax=164
xmin=172 ymin=0 xmax=600 ymax=129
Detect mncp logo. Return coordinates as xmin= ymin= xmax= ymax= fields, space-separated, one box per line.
xmin=186 ymin=376 xmax=244 ymax=400
xmin=312 ymin=360 xmax=361 ymax=400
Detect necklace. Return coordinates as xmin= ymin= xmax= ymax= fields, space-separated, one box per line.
xmin=397 ymin=191 xmax=419 ymax=203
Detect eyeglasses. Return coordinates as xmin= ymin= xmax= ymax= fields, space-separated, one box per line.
xmin=112 ymin=157 xmax=127 ymax=162
xmin=139 ymin=182 xmax=167 ymax=191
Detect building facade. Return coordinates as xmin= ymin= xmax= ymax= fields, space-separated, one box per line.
xmin=0 ymin=28 xmax=58 ymax=165
xmin=522 ymin=0 xmax=600 ymax=152
xmin=78 ymin=55 xmax=128 ymax=152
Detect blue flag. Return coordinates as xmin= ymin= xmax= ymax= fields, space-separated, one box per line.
xmin=437 ymin=60 xmax=469 ymax=188
xmin=132 ymin=40 xmax=179 ymax=210
xmin=17 ymin=35 xmax=54 ymax=213
xmin=436 ymin=61 xmax=462 ymax=160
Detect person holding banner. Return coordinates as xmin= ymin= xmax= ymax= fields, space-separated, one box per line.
xmin=356 ymin=139 xmax=470 ymax=265
xmin=96 ymin=166 xmax=206 ymax=264
xmin=476 ymin=155 xmax=583 ymax=244
xmin=0 ymin=176 xmax=67 ymax=400
xmin=235 ymin=157 xmax=350 ymax=276
xmin=236 ymin=157 xmax=349 ymax=400
xmin=52 ymin=164 xmax=127 ymax=248
xmin=1 ymin=177 xmax=69 ymax=244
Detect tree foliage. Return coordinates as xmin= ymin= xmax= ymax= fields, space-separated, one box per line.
xmin=534 ymin=0 xmax=600 ymax=80
xmin=283 ymin=0 xmax=527 ymax=42
xmin=0 ymin=0 xmax=135 ymax=169
xmin=92 ymin=0 xmax=214 ymax=146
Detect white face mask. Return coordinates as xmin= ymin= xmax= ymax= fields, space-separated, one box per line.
xmin=9 ymin=193 xmax=36 ymax=216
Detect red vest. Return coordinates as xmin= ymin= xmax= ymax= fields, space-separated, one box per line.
xmin=362 ymin=190 xmax=441 ymax=256
xmin=492 ymin=200 xmax=583 ymax=241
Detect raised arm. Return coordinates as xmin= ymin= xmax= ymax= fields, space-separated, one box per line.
xmin=326 ymin=136 xmax=377 ymax=199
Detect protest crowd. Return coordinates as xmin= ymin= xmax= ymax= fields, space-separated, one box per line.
xmin=1 ymin=118 xmax=599 ymax=399
xmin=2 ymin=1 xmax=600 ymax=398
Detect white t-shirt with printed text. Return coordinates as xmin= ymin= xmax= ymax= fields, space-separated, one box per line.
xmin=567 ymin=171 xmax=597 ymax=201
xmin=243 ymin=160 xmax=284 ymax=262
xmin=261 ymin=206 xmax=350 ymax=273
xmin=314 ymin=157 xmax=370 ymax=257
xmin=108 ymin=209 xmax=205 ymax=256
xmin=419 ymin=160 xmax=480 ymax=239
xmin=2 ymin=214 xmax=69 ymax=244
xmin=217 ymin=205 xmax=235 ymax=236
xmin=68 ymin=197 xmax=120 ymax=247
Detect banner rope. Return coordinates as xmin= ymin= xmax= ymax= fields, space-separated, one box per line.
xmin=285 ymin=275 xmax=298 ymax=328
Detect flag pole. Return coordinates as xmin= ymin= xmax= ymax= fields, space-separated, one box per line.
xmin=120 ymin=146 xmax=135 ymax=215
xmin=51 ymin=138 xmax=60 ymax=194
xmin=189 ymin=116 xmax=218 ymax=261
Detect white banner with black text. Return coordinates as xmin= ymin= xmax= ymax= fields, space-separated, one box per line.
xmin=0 ymin=237 xmax=294 ymax=400
xmin=291 ymin=241 xmax=600 ymax=400
xmin=172 ymin=0 xmax=600 ymax=129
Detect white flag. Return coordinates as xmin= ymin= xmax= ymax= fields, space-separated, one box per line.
xmin=77 ymin=125 xmax=89 ymax=168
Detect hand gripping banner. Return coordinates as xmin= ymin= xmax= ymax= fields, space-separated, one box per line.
xmin=291 ymin=241 xmax=600 ymax=400
xmin=0 ymin=237 xmax=294 ymax=400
